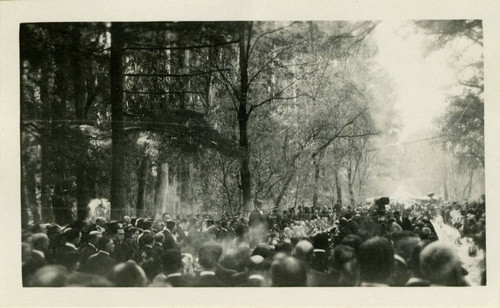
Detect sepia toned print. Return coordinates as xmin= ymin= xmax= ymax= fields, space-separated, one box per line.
xmin=20 ymin=21 xmax=485 ymax=287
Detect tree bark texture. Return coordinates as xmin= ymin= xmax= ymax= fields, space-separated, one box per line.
xmin=110 ymin=23 xmax=127 ymax=220
xmin=71 ymin=27 xmax=91 ymax=222
xmin=238 ymin=22 xmax=253 ymax=214
xmin=136 ymin=155 xmax=149 ymax=217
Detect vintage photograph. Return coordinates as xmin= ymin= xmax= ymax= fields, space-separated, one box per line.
xmin=19 ymin=20 xmax=485 ymax=288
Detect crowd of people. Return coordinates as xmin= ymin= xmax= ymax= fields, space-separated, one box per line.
xmin=21 ymin=198 xmax=486 ymax=287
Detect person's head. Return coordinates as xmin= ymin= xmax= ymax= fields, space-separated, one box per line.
xmin=113 ymin=227 xmax=125 ymax=243
xmin=419 ymin=241 xmax=467 ymax=286
xmin=28 ymin=265 xmax=68 ymax=287
xmin=274 ymin=241 xmax=293 ymax=255
xmin=64 ymin=228 xmax=81 ymax=246
xmin=135 ymin=218 xmax=145 ymax=229
xmin=22 ymin=231 xmax=34 ymax=246
xmin=163 ymin=249 xmax=183 ymax=274
xmin=312 ymin=232 xmax=329 ymax=250
xmin=97 ymin=236 xmax=115 ymax=253
xmin=139 ymin=232 xmax=155 ymax=248
xmin=341 ymin=234 xmax=363 ymax=253
xmin=154 ymin=232 xmax=165 ymax=244
xmin=391 ymin=231 xmax=420 ymax=261
xmin=358 ymin=236 xmax=394 ymax=284
xmin=162 ymin=213 xmax=171 ymax=224
xmin=271 ymin=256 xmax=307 ymax=287
xmin=96 ymin=217 xmax=106 ymax=228
xmin=142 ymin=220 xmax=153 ymax=231
xmin=152 ymin=221 xmax=164 ymax=233
xmin=252 ymin=243 xmax=272 ymax=260
xmin=126 ymin=227 xmax=139 ymax=241
xmin=198 ymin=242 xmax=223 ymax=271
xmin=109 ymin=261 xmax=148 ymax=287
xmin=33 ymin=233 xmax=50 ymax=251
xmin=330 ymin=244 xmax=357 ymax=274
xmin=123 ymin=216 xmax=131 ymax=224
xmin=293 ymin=240 xmax=313 ymax=265
xmin=246 ymin=255 xmax=270 ymax=275
xmin=166 ymin=220 xmax=176 ymax=232
xmin=22 ymin=242 xmax=32 ymax=264
xmin=88 ymin=231 xmax=102 ymax=245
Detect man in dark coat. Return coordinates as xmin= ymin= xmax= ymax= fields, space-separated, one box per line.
xmin=23 ymin=233 xmax=49 ymax=280
xmin=294 ymin=240 xmax=334 ymax=286
xmin=55 ymin=228 xmax=81 ymax=266
xmin=153 ymin=249 xmax=192 ymax=287
xmin=137 ymin=233 xmax=162 ymax=281
xmin=161 ymin=220 xmax=179 ymax=251
xmin=248 ymin=202 xmax=266 ymax=228
xmin=193 ymin=242 xmax=225 ymax=287
xmin=82 ymin=236 xmax=117 ymax=277
xmin=79 ymin=231 xmax=101 ymax=267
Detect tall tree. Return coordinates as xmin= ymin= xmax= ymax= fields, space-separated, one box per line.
xmin=110 ymin=22 xmax=127 ymax=220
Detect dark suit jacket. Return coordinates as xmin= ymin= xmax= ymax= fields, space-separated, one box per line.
xmin=248 ymin=209 xmax=265 ymax=228
xmin=162 ymin=229 xmax=178 ymax=251
xmin=55 ymin=244 xmax=79 ymax=265
xmin=391 ymin=254 xmax=410 ymax=286
xmin=138 ymin=246 xmax=162 ymax=280
xmin=22 ymin=251 xmax=48 ymax=281
xmin=193 ymin=272 xmax=225 ymax=287
xmin=82 ymin=251 xmax=117 ymax=277
xmin=165 ymin=274 xmax=192 ymax=287
xmin=112 ymin=240 xmax=135 ymax=263
xmin=79 ymin=243 xmax=98 ymax=266
xmin=307 ymin=269 xmax=335 ymax=286
xmin=311 ymin=250 xmax=329 ymax=273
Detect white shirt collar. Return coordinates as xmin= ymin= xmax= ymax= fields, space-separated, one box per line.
xmin=166 ymin=273 xmax=182 ymax=279
xmin=65 ymin=242 xmax=77 ymax=250
xmin=88 ymin=243 xmax=96 ymax=249
xmin=145 ymin=244 xmax=153 ymax=248
xmin=248 ymin=274 xmax=265 ymax=282
xmin=32 ymin=249 xmax=45 ymax=258
xmin=99 ymin=250 xmax=110 ymax=256
xmin=394 ymin=254 xmax=407 ymax=266
xmin=200 ymin=271 xmax=216 ymax=276
xmin=313 ymin=249 xmax=326 ymax=253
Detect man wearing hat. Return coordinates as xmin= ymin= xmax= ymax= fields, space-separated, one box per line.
xmin=82 ymin=236 xmax=117 ymax=277
xmin=79 ymin=231 xmax=102 ymax=267
xmin=55 ymin=228 xmax=81 ymax=265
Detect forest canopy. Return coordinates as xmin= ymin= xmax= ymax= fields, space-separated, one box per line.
xmin=20 ymin=21 xmax=484 ymax=226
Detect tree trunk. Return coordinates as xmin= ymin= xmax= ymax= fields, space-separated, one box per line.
xmin=347 ymin=163 xmax=355 ymax=206
xmin=136 ymin=155 xmax=149 ymax=218
xmin=110 ymin=23 xmax=127 ymax=220
xmin=238 ymin=22 xmax=253 ymax=214
xmin=274 ymin=172 xmax=294 ymax=209
xmin=39 ymin=55 xmax=53 ymax=222
xmin=312 ymin=158 xmax=320 ymax=208
xmin=178 ymin=160 xmax=191 ymax=214
xmin=71 ymin=27 xmax=90 ymax=222
xmin=21 ymin=155 xmax=31 ymax=227
xmin=334 ymin=167 xmax=342 ymax=217
xmin=154 ymin=162 xmax=169 ymax=218
xmin=467 ymin=169 xmax=474 ymax=200
xmin=52 ymin=46 xmax=73 ymax=226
